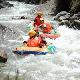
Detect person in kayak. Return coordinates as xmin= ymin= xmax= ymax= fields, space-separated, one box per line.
xmin=28 ymin=12 xmax=43 ymax=36
xmin=34 ymin=11 xmax=43 ymax=27
xmin=39 ymin=18 xmax=53 ymax=34
xmin=28 ymin=12 xmax=43 ymax=32
xmin=26 ymin=30 xmax=47 ymax=48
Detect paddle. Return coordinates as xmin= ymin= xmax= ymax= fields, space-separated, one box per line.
xmin=47 ymin=44 xmax=56 ymax=54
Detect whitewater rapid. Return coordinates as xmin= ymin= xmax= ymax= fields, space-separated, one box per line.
xmin=0 ymin=1 xmax=80 ymax=80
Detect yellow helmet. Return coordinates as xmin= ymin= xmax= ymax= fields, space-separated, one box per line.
xmin=28 ymin=30 xmax=36 ymax=37
xmin=36 ymin=11 xmax=43 ymax=16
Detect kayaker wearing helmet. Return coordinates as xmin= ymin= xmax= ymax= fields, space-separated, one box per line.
xmin=39 ymin=18 xmax=53 ymax=33
xmin=34 ymin=11 xmax=43 ymax=27
xmin=25 ymin=30 xmax=46 ymax=48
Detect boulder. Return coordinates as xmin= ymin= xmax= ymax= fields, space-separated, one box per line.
xmin=74 ymin=20 xmax=80 ymax=29
xmin=0 ymin=48 xmax=7 ymax=63
xmin=54 ymin=11 xmax=70 ymax=20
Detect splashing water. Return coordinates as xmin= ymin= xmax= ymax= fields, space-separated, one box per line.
xmin=0 ymin=1 xmax=80 ymax=80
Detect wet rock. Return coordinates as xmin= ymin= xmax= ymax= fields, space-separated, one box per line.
xmin=20 ymin=16 xmax=26 ymax=19
xmin=54 ymin=11 xmax=70 ymax=26
xmin=71 ymin=13 xmax=80 ymax=20
xmin=74 ymin=20 xmax=80 ymax=29
xmin=0 ymin=0 xmax=13 ymax=9
xmin=0 ymin=4 xmax=4 ymax=9
xmin=57 ymin=11 xmax=68 ymax=16
xmin=7 ymin=3 xmax=13 ymax=7
xmin=0 ymin=48 xmax=7 ymax=63
xmin=12 ymin=16 xmax=26 ymax=20
xmin=67 ymin=13 xmax=80 ymax=29
xmin=54 ymin=11 xmax=80 ymax=29
xmin=54 ymin=11 xmax=70 ymax=20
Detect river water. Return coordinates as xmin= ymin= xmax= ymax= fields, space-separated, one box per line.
xmin=0 ymin=1 xmax=80 ymax=80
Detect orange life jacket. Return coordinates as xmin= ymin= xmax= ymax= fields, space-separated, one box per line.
xmin=41 ymin=22 xmax=52 ymax=33
xmin=27 ymin=37 xmax=41 ymax=47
